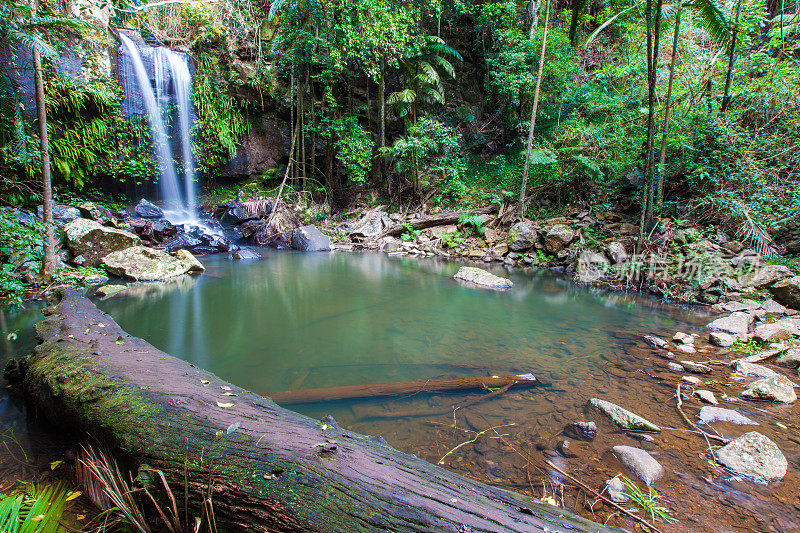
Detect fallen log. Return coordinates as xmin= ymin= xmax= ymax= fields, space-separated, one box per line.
xmin=19 ymin=290 xmax=617 ymax=533
xmin=268 ymin=374 xmax=539 ymax=404
xmin=381 ymin=205 xmax=498 ymax=237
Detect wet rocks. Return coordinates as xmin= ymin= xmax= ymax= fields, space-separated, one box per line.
xmin=77 ymin=201 xmax=116 ymax=225
xmin=453 ymin=267 xmax=513 ymax=289
xmin=776 ymin=348 xmax=800 ymax=368
xmin=507 ymin=222 xmax=538 ymax=251
xmin=102 ymin=246 xmax=201 ymax=281
xmin=667 ymin=362 xmax=684 ymax=372
xmin=544 ymin=225 xmax=575 ymax=254
xmin=63 ymin=218 xmax=141 ymax=267
xmin=739 ymin=264 xmax=790 ymax=289
xmin=175 ymin=249 xmax=205 ymax=273
xmin=291 ymin=225 xmax=331 ymax=252
xmin=681 ymin=361 xmax=712 ymax=374
xmin=229 ymin=248 xmax=262 ymax=260
xmin=734 ymin=361 xmax=778 ymax=379
xmin=589 ymin=398 xmax=660 ymax=432
xmin=693 ymin=390 xmax=718 ymax=405
xmin=643 ymin=335 xmax=669 ymax=349
xmin=564 ymin=421 xmax=597 ymax=441
xmin=707 ymin=312 xmax=753 ymax=336
xmin=741 ymin=375 xmax=797 ymax=403
xmin=681 ymin=375 xmax=702 ymax=385
xmin=612 ymin=445 xmax=664 ymax=486
xmin=604 ymin=477 xmax=628 ymax=503
xmin=606 ymin=242 xmax=627 ymax=264
xmin=709 ymin=331 xmax=736 ymax=347
xmin=698 ymin=406 xmax=758 ymax=425
xmin=716 ymin=431 xmax=787 ymax=482
xmin=134 ymin=198 xmax=164 ymax=219
xmin=753 ymin=322 xmax=797 ymax=342
xmin=770 ymin=276 xmax=800 ymax=310
xmin=95 ymin=284 xmax=127 ymax=298
xmin=38 ymin=204 xmax=81 ymax=226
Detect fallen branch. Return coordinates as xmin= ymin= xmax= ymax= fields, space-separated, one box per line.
xmin=437 ymin=423 xmax=516 ymax=465
xmin=268 ymin=374 xmax=538 ymax=404
xmin=380 ymin=206 xmax=498 ymax=237
xmin=357 ymin=382 xmax=516 ymax=420
xmin=544 ymin=460 xmax=665 ymax=533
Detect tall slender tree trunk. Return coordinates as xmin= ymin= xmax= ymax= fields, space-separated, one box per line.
xmin=656 ymin=3 xmax=682 ymax=209
xmin=638 ymin=0 xmax=663 ymax=251
xmin=31 ymin=0 xmax=55 ymax=278
xmin=721 ymin=0 xmax=742 ymax=112
xmin=517 ymin=0 xmax=550 ymax=218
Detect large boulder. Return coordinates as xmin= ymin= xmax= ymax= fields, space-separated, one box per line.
xmin=770 ymin=276 xmax=800 ymax=310
xmin=544 ymin=225 xmax=575 ymax=254
xmin=291 ymin=225 xmax=331 ymax=252
xmin=741 ymin=375 xmax=797 ymax=403
xmin=76 ymin=201 xmax=116 ymax=225
xmin=102 ymin=246 xmax=200 ymax=281
xmin=606 ymin=242 xmax=628 ymax=264
xmin=739 ymin=264 xmax=790 ymax=289
xmin=576 ymin=251 xmax=610 ymax=283
xmin=63 ymin=218 xmax=141 ymax=267
xmin=507 ymin=222 xmax=538 ymax=251
xmin=716 ymin=432 xmax=787 ymax=482
xmin=134 ymin=199 xmax=164 ymax=219
xmin=453 ymin=267 xmax=513 ymax=289
xmin=37 ymin=204 xmax=81 ymax=226
xmin=706 ymin=311 xmax=753 ymax=335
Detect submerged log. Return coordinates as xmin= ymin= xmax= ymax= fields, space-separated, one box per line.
xmin=381 ymin=205 xmax=498 ymax=236
xmin=21 ymin=290 xmax=616 ymax=533
xmin=268 ymin=374 xmax=539 ymax=404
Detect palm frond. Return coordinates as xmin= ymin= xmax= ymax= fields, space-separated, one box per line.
xmin=241 ymin=197 xmax=274 ymax=218
xmin=585 ymin=3 xmax=640 ymax=47
xmin=268 ymin=0 xmax=291 ymax=20
xmin=689 ymin=0 xmax=732 ymax=44
xmin=737 ymin=205 xmax=780 ymax=257
xmin=387 ymin=88 xmax=416 ymax=104
xmin=426 ymin=54 xmax=456 ymax=78
xmin=9 ymin=29 xmax=57 ymax=57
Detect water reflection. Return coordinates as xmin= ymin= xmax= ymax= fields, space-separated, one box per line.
xmin=97 ymin=251 xmax=698 ymax=396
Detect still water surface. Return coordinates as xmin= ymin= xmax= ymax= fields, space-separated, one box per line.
xmin=4 ymin=250 xmax=795 ymax=531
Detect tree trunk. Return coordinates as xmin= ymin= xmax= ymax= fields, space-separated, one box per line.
xmin=518 ymin=1 xmax=550 ymax=218
xmin=30 ymin=0 xmax=55 ymax=279
xmin=20 ymin=290 xmax=613 ymax=533
xmin=656 ymin=3 xmax=682 ymax=208
xmin=381 ymin=205 xmax=497 ymax=236
xmin=721 ymin=0 xmax=742 ymax=112
xmin=638 ymin=0 xmax=662 ymax=251
xmin=568 ymin=0 xmax=586 ymax=46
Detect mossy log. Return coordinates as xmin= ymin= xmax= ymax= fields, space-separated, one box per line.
xmin=22 ymin=290 xmax=617 ymax=533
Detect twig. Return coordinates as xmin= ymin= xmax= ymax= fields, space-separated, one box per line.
xmin=544 ymin=460 xmax=665 ymax=533
xmin=675 ymin=384 xmax=729 ymax=443
xmin=437 ymin=423 xmax=516 ymax=465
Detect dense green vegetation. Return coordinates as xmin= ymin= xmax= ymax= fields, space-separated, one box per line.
xmin=0 ymin=0 xmax=797 ymax=226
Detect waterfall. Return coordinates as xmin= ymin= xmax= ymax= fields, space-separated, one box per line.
xmin=118 ymin=34 xmax=198 ymax=223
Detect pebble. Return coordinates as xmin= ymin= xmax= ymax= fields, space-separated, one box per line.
xmin=604 ymin=477 xmax=628 ymax=503
xmin=668 ymin=362 xmax=684 ymax=372
xmin=612 ymin=445 xmax=664 ymax=486
xmin=682 ymin=376 xmax=703 ymax=385
xmin=693 ymin=390 xmax=719 ymax=405
xmin=681 ymin=360 xmax=712 ymax=374
xmin=643 ymin=335 xmax=669 ymax=349
xmin=698 ymin=406 xmax=758 ymax=425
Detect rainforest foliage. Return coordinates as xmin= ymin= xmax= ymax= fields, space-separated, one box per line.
xmin=0 ymin=0 xmax=799 ymax=231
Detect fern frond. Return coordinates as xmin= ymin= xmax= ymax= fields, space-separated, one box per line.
xmin=736 ymin=203 xmax=780 ymax=257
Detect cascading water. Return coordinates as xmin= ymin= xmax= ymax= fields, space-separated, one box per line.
xmin=118 ymin=34 xmax=198 ymax=223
